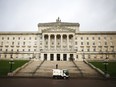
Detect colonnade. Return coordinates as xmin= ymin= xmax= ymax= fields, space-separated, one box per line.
xmin=42 ymin=34 xmax=75 ymax=50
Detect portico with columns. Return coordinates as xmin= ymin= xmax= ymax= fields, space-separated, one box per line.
xmin=38 ymin=17 xmax=79 ymax=61
xmin=41 ymin=33 xmax=76 ymax=61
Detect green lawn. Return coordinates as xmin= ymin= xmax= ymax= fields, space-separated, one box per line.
xmin=0 ymin=60 xmax=29 ymax=76
xmin=90 ymin=62 xmax=116 ymax=77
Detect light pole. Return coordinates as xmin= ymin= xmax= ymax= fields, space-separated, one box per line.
xmin=9 ymin=58 xmax=14 ymax=72
xmin=83 ymin=53 xmax=85 ymax=61
xmin=103 ymin=54 xmax=109 ymax=78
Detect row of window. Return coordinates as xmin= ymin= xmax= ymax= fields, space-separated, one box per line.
xmin=76 ymin=46 xmax=114 ymax=52
xmin=79 ymin=48 xmax=114 ymax=52
xmin=0 ymin=49 xmax=37 ymax=52
xmin=75 ymin=42 xmax=113 ymax=45
xmin=1 ymin=41 xmax=112 ymax=46
xmin=75 ymin=36 xmax=113 ymax=40
xmin=1 ymin=42 xmax=37 ymax=45
xmin=76 ymin=55 xmax=115 ymax=59
xmin=0 ymin=54 xmax=32 ymax=58
xmin=0 ymin=37 xmax=37 ymax=40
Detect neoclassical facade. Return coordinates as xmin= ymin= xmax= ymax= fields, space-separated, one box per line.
xmin=0 ymin=18 xmax=116 ymax=61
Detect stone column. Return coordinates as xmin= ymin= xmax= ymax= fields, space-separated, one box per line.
xmin=61 ymin=53 xmax=63 ymax=61
xmin=61 ymin=34 xmax=63 ymax=49
xmin=48 ymin=53 xmax=50 ymax=61
xmin=42 ymin=34 xmax=45 ymax=50
xmin=41 ymin=53 xmax=44 ymax=61
xmin=73 ymin=34 xmax=75 ymax=50
xmin=67 ymin=53 xmax=69 ymax=61
xmin=67 ymin=34 xmax=69 ymax=50
xmin=55 ymin=34 xmax=56 ymax=49
xmin=48 ymin=34 xmax=50 ymax=50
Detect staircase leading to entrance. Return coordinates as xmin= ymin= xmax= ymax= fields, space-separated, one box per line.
xmin=33 ymin=61 xmax=80 ymax=77
xmin=15 ymin=60 xmax=102 ymax=78
xmin=15 ymin=60 xmax=42 ymax=76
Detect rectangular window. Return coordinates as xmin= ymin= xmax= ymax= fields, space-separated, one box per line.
xmin=23 ymin=42 xmax=25 ymax=45
xmin=87 ymin=37 xmax=89 ymax=40
xmin=28 ymin=49 xmax=30 ymax=51
xmin=40 ymin=36 xmax=42 ymax=39
xmin=0 ymin=49 xmax=2 ymax=51
xmin=92 ymin=37 xmax=94 ymax=40
xmin=105 ymin=42 xmax=107 ymax=45
xmin=81 ymin=37 xmax=83 ymax=40
xmin=5 ymin=55 xmax=7 ymax=58
xmin=18 ymin=42 xmax=20 ymax=45
xmin=23 ymin=49 xmax=25 ymax=51
xmin=93 ymin=42 xmax=95 ymax=45
xmin=29 ymin=37 xmax=31 ymax=40
xmin=7 ymin=37 xmax=9 ymax=40
xmin=110 ymin=37 xmax=112 ymax=40
xmin=87 ymin=42 xmax=89 ymax=45
xmin=34 ymin=49 xmax=36 ymax=51
xmin=6 ymin=49 xmax=8 ymax=51
xmin=2 ymin=37 xmax=4 ymax=40
xmin=12 ymin=42 xmax=14 ymax=45
xmin=93 ymin=48 xmax=96 ymax=51
xmin=81 ymin=49 xmax=84 ymax=52
xmin=87 ymin=48 xmax=90 ymax=52
xmin=81 ymin=42 xmax=83 ymax=45
xmin=75 ymin=42 xmax=77 ymax=45
xmin=18 ymin=37 xmax=20 ymax=40
xmin=98 ymin=37 xmax=100 ymax=40
xmin=76 ymin=55 xmax=78 ymax=58
xmin=104 ymin=37 xmax=106 ymax=40
xmin=1 ymin=42 xmax=3 ymax=45
xmin=35 ymin=37 xmax=37 ymax=40
xmin=13 ymin=37 xmax=15 ymax=40
xmin=10 ymin=55 xmax=12 ymax=58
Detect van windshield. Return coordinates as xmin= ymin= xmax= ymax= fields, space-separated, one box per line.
xmin=63 ymin=70 xmax=69 ymax=75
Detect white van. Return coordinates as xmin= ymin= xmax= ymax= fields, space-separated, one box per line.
xmin=52 ymin=69 xmax=69 ymax=79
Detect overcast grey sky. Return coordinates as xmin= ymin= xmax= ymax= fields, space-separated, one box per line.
xmin=0 ymin=0 xmax=116 ymax=31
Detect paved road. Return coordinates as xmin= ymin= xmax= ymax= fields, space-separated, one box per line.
xmin=0 ymin=78 xmax=116 ymax=87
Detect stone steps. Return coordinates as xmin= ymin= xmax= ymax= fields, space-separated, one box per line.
xmin=15 ymin=60 xmax=102 ymax=78
xmin=15 ymin=61 xmax=42 ymax=76
xmin=33 ymin=61 xmax=82 ymax=77
xmin=74 ymin=61 xmax=102 ymax=77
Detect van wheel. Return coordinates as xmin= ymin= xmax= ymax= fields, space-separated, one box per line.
xmin=63 ymin=77 xmax=66 ymax=79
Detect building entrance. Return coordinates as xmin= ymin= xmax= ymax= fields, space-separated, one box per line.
xmin=63 ymin=54 xmax=67 ymax=61
xmin=70 ymin=54 xmax=74 ymax=60
xmin=57 ymin=54 xmax=60 ymax=61
xmin=44 ymin=54 xmax=47 ymax=60
xmin=50 ymin=54 xmax=54 ymax=61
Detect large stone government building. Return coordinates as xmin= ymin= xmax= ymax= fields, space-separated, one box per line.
xmin=0 ymin=18 xmax=116 ymax=61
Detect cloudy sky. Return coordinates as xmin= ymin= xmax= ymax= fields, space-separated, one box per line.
xmin=0 ymin=0 xmax=116 ymax=31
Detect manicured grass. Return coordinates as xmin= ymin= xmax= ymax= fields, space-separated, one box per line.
xmin=0 ymin=60 xmax=29 ymax=76
xmin=90 ymin=61 xmax=116 ymax=77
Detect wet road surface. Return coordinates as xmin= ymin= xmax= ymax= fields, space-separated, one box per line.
xmin=0 ymin=77 xmax=116 ymax=87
